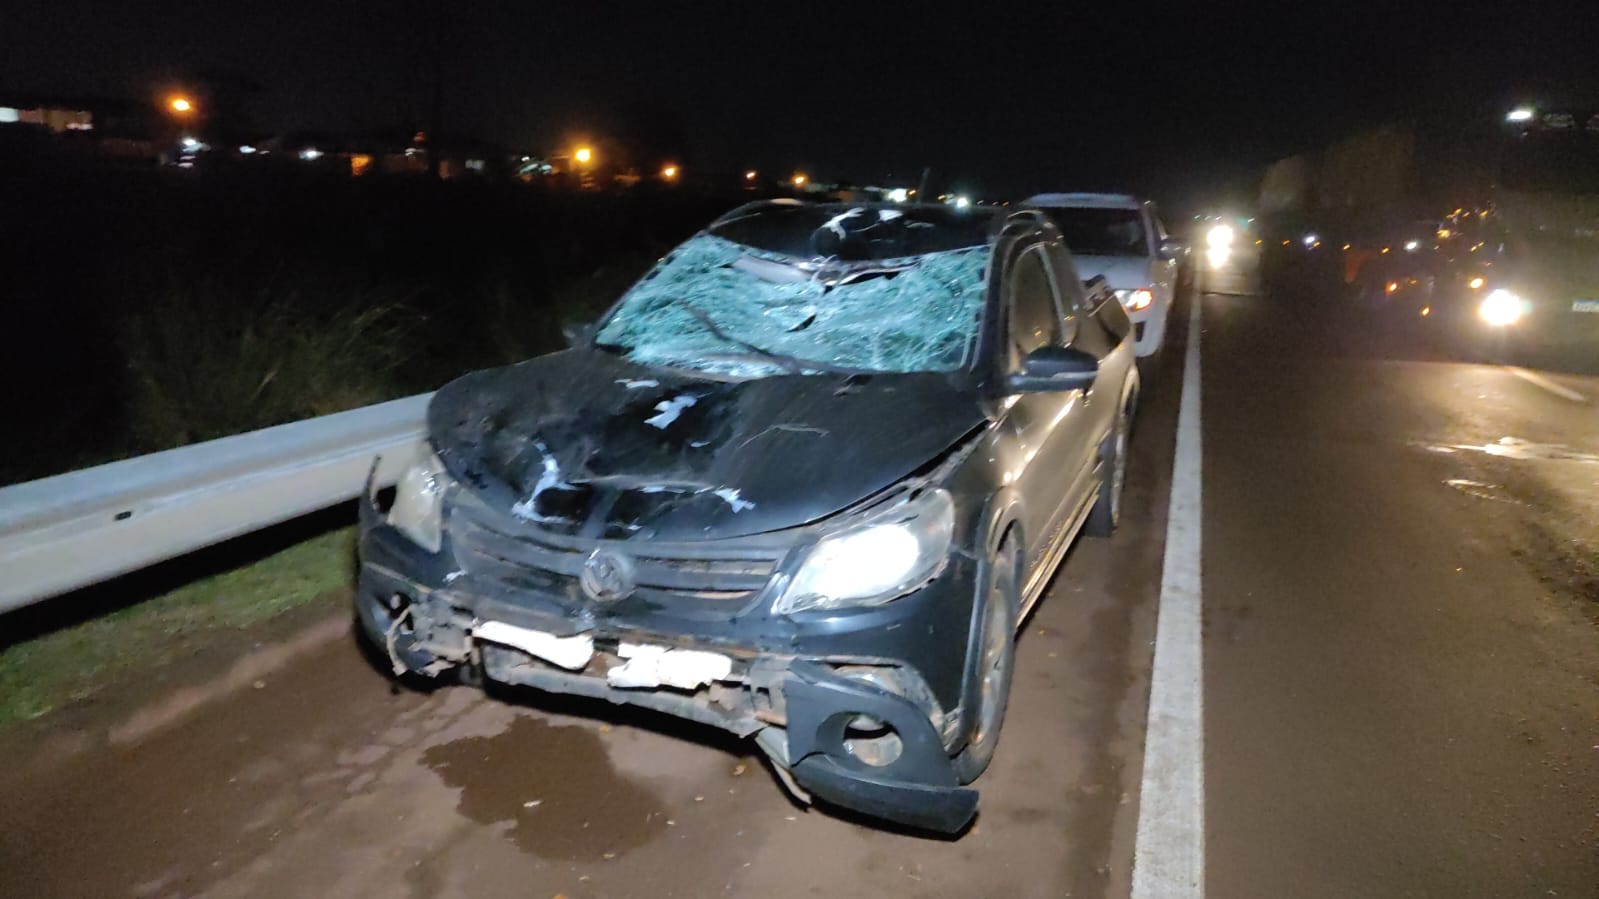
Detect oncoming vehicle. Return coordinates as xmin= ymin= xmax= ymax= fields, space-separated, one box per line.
xmin=356 ymin=201 xmax=1140 ymax=832
xmin=1439 ymin=109 xmax=1599 ymax=356
xmin=1025 ymin=192 xmax=1182 ymax=356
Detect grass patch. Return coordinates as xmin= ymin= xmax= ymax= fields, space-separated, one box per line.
xmin=0 ymin=525 xmax=357 ymax=727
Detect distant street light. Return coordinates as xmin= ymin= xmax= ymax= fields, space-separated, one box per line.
xmin=791 ymin=173 xmax=808 ymax=187
xmin=168 ymin=96 xmax=195 ymax=115
xmin=745 ymin=170 xmax=758 ymax=181
xmin=1505 ymin=107 xmax=1535 ymax=123
xmin=661 ymin=164 xmax=679 ymax=180
xmin=575 ymin=146 xmax=593 ymax=164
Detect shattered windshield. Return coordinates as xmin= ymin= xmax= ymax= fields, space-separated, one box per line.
xmin=593 ymin=207 xmax=994 ymax=377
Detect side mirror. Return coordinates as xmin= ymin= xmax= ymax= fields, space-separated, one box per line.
xmin=562 ymin=321 xmax=596 ymax=348
xmin=1158 ymin=237 xmax=1185 ymax=261
xmin=1008 ymin=345 xmax=1099 ymax=393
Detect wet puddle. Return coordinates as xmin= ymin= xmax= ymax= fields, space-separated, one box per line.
xmin=1443 ymin=478 xmax=1522 ymax=505
xmin=422 ymin=715 xmax=668 ymax=860
xmin=1423 ymin=437 xmax=1599 ymax=465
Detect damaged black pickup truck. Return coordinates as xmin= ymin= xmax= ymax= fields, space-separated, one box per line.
xmin=358 ymin=200 xmax=1139 ymax=833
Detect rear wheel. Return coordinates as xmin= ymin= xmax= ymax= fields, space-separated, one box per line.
xmin=1085 ymin=399 xmax=1133 ymax=537
xmin=952 ymin=540 xmax=1019 ymax=784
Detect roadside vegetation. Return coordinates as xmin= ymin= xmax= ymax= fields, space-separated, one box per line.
xmin=0 ymin=520 xmax=355 ymax=726
xmin=0 ymin=158 xmax=734 ymax=486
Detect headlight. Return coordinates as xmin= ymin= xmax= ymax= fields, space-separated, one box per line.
xmin=1115 ymin=288 xmax=1154 ymax=311
xmin=773 ymin=489 xmax=955 ymax=614
xmin=1468 ymin=276 xmax=1486 ymax=290
xmin=1206 ymin=224 xmax=1234 ymax=249
xmin=1478 ymin=288 xmax=1526 ymax=327
xmin=389 ymin=450 xmax=448 ymax=552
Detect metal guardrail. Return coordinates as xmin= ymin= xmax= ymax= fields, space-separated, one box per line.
xmin=0 ymin=393 xmax=432 ymax=614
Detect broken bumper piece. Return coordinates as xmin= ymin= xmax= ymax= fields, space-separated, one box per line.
xmin=781 ymin=664 xmax=977 ymax=833
xmin=356 ymin=519 xmax=976 ymax=832
xmin=471 ymin=636 xmax=977 ymax=834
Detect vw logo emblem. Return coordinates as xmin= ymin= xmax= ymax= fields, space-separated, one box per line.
xmin=580 ymin=548 xmax=636 ymax=603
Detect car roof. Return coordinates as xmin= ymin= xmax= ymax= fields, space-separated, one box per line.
xmin=1024 ymin=192 xmax=1144 ymax=210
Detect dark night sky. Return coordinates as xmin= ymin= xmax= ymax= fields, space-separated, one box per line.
xmin=6 ymin=1 xmax=1598 ymax=204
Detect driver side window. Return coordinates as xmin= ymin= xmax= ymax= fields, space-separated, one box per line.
xmin=1008 ymin=248 xmax=1064 ymax=370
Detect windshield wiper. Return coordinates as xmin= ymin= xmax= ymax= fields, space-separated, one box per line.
xmin=679 ymin=304 xmax=867 ymax=375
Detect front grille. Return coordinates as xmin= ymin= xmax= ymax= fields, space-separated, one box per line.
xmin=447 ymin=492 xmax=788 ymax=606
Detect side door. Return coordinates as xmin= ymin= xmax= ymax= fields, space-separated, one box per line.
xmin=1046 ymin=240 xmax=1131 ymax=453
xmin=1000 ymin=242 xmax=1098 ymax=584
xmin=1147 ymin=202 xmax=1179 ymax=307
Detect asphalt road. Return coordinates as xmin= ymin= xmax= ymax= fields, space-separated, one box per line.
xmin=1200 ymin=252 xmax=1599 ymax=898
xmin=1 ymin=250 xmax=1595 ymax=898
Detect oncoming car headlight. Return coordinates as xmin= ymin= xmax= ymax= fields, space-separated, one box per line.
xmin=389 ymin=450 xmax=448 ymax=552
xmin=1115 ymin=288 xmax=1154 ymax=312
xmin=1479 ymin=288 xmax=1526 ymax=327
xmin=773 ymin=489 xmax=955 ymax=614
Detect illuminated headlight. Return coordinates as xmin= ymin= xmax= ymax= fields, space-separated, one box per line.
xmin=773 ymin=489 xmax=955 ymax=614
xmin=1115 ymin=288 xmax=1154 ymax=311
xmin=1468 ymin=276 xmax=1486 ymax=290
xmin=389 ymin=450 xmax=448 ymax=552
xmin=1206 ymin=224 xmax=1234 ymax=249
xmin=1478 ymin=289 xmax=1526 ymax=327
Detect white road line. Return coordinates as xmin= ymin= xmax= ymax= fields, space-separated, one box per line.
xmin=1505 ymin=366 xmax=1588 ymax=404
xmin=1130 ymin=293 xmax=1206 ymax=899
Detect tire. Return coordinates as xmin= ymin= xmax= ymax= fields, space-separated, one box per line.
xmin=952 ymin=540 xmax=1019 ymax=784
xmin=1084 ymin=398 xmax=1133 ymax=537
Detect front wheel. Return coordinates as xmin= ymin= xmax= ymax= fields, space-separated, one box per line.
xmin=952 ymin=540 xmax=1019 ymax=784
xmin=1085 ymin=399 xmax=1132 ymax=537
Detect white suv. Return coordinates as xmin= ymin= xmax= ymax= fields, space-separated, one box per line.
xmin=1025 ymin=193 xmax=1180 ymax=356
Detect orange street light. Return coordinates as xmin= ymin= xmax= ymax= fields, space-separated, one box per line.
xmin=791 ymin=173 xmax=808 ymax=187
xmin=661 ymin=164 xmax=679 ymax=180
xmin=744 ymin=169 xmax=758 ymax=181
xmin=574 ymin=146 xmax=593 ymax=164
xmin=168 ymin=95 xmax=195 ymax=115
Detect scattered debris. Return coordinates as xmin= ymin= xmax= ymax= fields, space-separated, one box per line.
xmin=644 ymin=394 xmax=698 ymax=429
xmin=711 ymin=488 xmax=755 ymax=513
xmin=510 ymin=441 xmax=569 ymax=522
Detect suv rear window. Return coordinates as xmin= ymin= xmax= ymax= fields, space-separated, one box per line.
xmin=1039 ymin=207 xmax=1148 ymax=257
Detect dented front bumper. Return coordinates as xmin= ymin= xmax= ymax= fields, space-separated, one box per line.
xmin=356 ymin=494 xmax=979 ymax=834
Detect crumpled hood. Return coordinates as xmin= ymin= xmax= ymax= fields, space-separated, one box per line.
xmin=1071 ymin=255 xmax=1156 ymax=291
xmin=429 ymin=349 xmax=986 ymax=540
